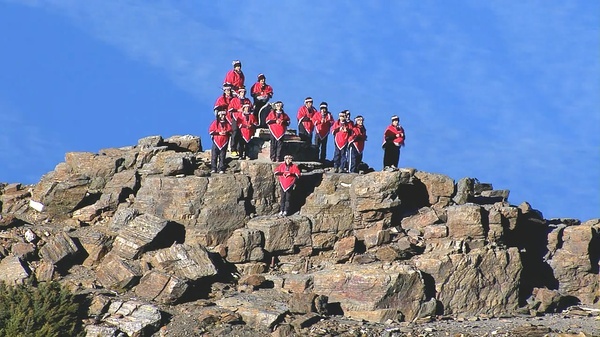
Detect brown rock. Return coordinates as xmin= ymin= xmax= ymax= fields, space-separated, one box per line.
xmin=112 ymin=213 xmax=169 ymax=259
xmin=301 ymin=174 xmax=354 ymax=233
xmin=445 ymin=204 xmax=485 ymax=240
xmin=282 ymin=274 xmax=313 ymax=293
xmin=39 ymin=232 xmax=81 ymax=265
xmin=164 ymin=134 xmax=202 ymax=153
xmin=0 ymin=256 xmax=29 ymax=285
xmin=95 ymin=253 xmax=143 ymax=291
xmin=148 ymin=243 xmax=218 ymax=281
xmin=311 ymin=263 xmax=427 ymax=322
xmin=334 ymin=236 xmax=356 ymax=263
xmin=225 ymin=228 xmax=264 ymax=263
xmin=414 ymin=171 xmax=455 ymax=205
xmin=246 ymin=215 xmax=312 ymax=253
xmin=311 ymin=232 xmax=337 ymax=250
xmin=135 ymin=270 xmax=188 ymax=304
xmin=401 ymin=207 xmax=441 ymax=232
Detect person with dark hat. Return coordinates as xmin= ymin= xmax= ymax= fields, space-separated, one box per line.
xmin=213 ymin=83 xmax=233 ymax=116
xmin=348 ymin=115 xmax=367 ymax=173
xmin=296 ymin=97 xmax=317 ymax=143
xmin=274 ymin=154 xmax=301 ymax=216
xmin=250 ymin=73 xmax=273 ymax=119
xmin=331 ymin=111 xmax=353 ymax=173
xmin=208 ymin=109 xmax=233 ymax=173
xmin=224 ymin=60 xmax=245 ymax=94
xmin=236 ymin=103 xmax=259 ymax=160
xmin=227 ymin=86 xmax=252 ymax=157
xmin=382 ymin=115 xmax=405 ymax=169
xmin=266 ymin=101 xmax=290 ymax=162
xmin=312 ymin=102 xmax=333 ymax=162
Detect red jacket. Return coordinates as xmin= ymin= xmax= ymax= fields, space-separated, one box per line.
xmin=350 ymin=124 xmax=367 ymax=153
xmin=224 ymin=70 xmax=245 ymax=92
xmin=297 ymin=105 xmax=317 ymax=133
xmin=214 ymin=94 xmax=232 ymax=112
xmin=274 ymin=163 xmax=301 ymax=192
xmin=227 ymin=97 xmax=253 ymax=124
xmin=209 ymin=120 xmax=233 ymax=149
xmin=383 ymin=124 xmax=405 ymax=147
xmin=331 ymin=120 xmax=353 ymax=149
xmin=237 ymin=113 xmax=258 ymax=143
xmin=251 ymin=82 xmax=274 ymax=100
xmin=312 ymin=111 xmax=334 ymax=140
xmin=266 ymin=110 xmax=290 ymax=140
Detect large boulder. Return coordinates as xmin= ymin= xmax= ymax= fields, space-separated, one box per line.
xmin=548 ymin=220 xmax=600 ymax=305
xmin=134 ymin=175 xmax=250 ymax=246
xmin=300 ymin=174 xmax=354 ymax=234
xmin=146 ymin=244 xmax=218 ymax=281
xmin=311 ymin=263 xmax=428 ymax=322
xmin=246 ymin=215 xmax=312 ymax=253
xmin=414 ymin=247 xmax=522 ymax=316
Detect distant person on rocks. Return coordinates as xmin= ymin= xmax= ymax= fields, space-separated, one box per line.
xmin=250 ymin=73 xmax=273 ymax=119
xmin=213 ymin=83 xmax=233 ymax=116
xmin=237 ymin=103 xmax=258 ymax=160
xmin=266 ymin=101 xmax=290 ymax=162
xmin=209 ymin=109 xmax=233 ymax=173
xmin=313 ymin=102 xmax=333 ymax=162
xmin=227 ymin=86 xmax=253 ymax=158
xmin=382 ymin=115 xmax=405 ymax=170
xmin=296 ymin=97 xmax=317 ymax=142
xmin=274 ymin=154 xmax=301 ymax=216
xmin=348 ymin=115 xmax=367 ymax=173
xmin=224 ymin=60 xmax=245 ymax=94
xmin=331 ymin=111 xmax=353 ymax=173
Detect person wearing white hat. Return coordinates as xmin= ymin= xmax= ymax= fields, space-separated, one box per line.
xmin=213 ymin=83 xmax=233 ymax=116
xmin=312 ymin=102 xmax=333 ymax=162
xmin=223 ymin=60 xmax=245 ymax=94
xmin=297 ymin=97 xmax=317 ymax=143
xmin=209 ymin=108 xmax=233 ymax=173
xmin=348 ymin=115 xmax=367 ymax=173
xmin=227 ymin=86 xmax=252 ymax=157
xmin=250 ymin=73 xmax=273 ymax=122
xmin=382 ymin=115 xmax=405 ymax=169
xmin=331 ymin=111 xmax=353 ymax=173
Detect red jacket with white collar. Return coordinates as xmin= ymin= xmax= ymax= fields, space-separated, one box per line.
xmin=266 ymin=110 xmax=290 ymax=140
xmin=331 ymin=119 xmax=353 ymax=149
xmin=274 ymin=162 xmax=301 ymax=192
xmin=209 ymin=120 xmax=232 ymax=149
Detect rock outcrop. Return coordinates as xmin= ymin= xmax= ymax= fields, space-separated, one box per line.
xmin=0 ymin=134 xmax=597 ymax=336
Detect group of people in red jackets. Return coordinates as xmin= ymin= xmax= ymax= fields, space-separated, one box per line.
xmin=209 ymin=60 xmax=406 ymax=215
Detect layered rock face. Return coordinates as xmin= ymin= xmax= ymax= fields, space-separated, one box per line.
xmin=0 ymin=134 xmax=597 ymax=336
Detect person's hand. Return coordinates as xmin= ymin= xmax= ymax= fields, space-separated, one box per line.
xmin=277 ymin=119 xmax=282 ymax=124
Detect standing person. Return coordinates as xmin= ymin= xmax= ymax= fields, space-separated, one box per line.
xmin=331 ymin=111 xmax=353 ymax=173
xmin=348 ymin=115 xmax=367 ymax=173
xmin=237 ymin=104 xmax=259 ymax=160
xmin=313 ymin=102 xmax=333 ymax=162
xmin=266 ymin=101 xmax=290 ymax=162
xmin=296 ymin=97 xmax=317 ymax=142
xmin=223 ymin=60 xmax=245 ymax=94
xmin=382 ymin=115 xmax=405 ymax=169
xmin=250 ymin=73 xmax=273 ymax=119
xmin=213 ymin=84 xmax=233 ymax=116
xmin=227 ymin=86 xmax=252 ymax=157
xmin=274 ymin=154 xmax=301 ymax=216
xmin=208 ymin=109 xmax=233 ymax=173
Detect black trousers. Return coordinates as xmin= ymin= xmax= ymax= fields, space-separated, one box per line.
xmin=383 ymin=142 xmax=400 ymax=168
xmin=298 ymin=124 xmax=312 ymax=143
xmin=239 ymin=139 xmax=251 ymax=159
xmin=211 ymin=143 xmax=227 ymax=171
xmin=280 ymin=187 xmax=292 ymax=212
xmin=314 ymin=135 xmax=328 ymax=162
xmin=270 ymin=134 xmax=284 ymax=162
xmin=348 ymin=146 xmax=362 ymax=173
xmin=333 ymin=144 xmax=348 ymax=169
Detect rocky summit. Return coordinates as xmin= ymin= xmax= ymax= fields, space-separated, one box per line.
xmin=0 ymin=134 xmax=598 ymax=337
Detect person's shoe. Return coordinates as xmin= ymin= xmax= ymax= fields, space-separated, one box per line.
xmin=230 ymin=151 xmax=238 ymax=157
xmin=240 ymin=156 xmax=246 ymax=160
xmin=334 ymin=167 xmax=339 ymax=173
xmin=219 ymin=170 xmax=225 ymax=174
xmin=282 ymin=211 xmax=287 ymax=216
xmin=211 ymin=170 xmax=217 ymax=173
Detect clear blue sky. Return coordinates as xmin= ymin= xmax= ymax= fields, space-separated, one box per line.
xmin=1 ymin=1 xmax=598 ymax=221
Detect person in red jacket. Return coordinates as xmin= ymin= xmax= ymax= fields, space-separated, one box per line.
xmin=274 ymin=154 xmax=301 ymax=216
xmin=296 ymin=97 xmax=317 ymax=142
xmin=382 ymin=115 xmax=405 ymax=169
xmin=209 ymin=109 xmax=233 ymax=173
xmin=266 ymin=101 xmax=290 ymax=162
xmin=331 ymin=111 xmax=353 ymax=173
xmin=223 ymin=60 xmax=245 ymax=94
xmin=250 ymin=73 xmax=273 ymax=119
xmin=312 ymin=102 xmax=333 ymax=162
xmin=348 ymin=115 xmax=367 ymax=173
xmin=213 ymin=83 xmax=233 ymax=116
xmin=227 ymin=86 xmax=253 ymax=157
xmin=237 ymin=104 xmax=259 ymax=160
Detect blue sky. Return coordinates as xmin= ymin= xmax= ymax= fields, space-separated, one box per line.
xmin=1 ymin=1 xmax=598 ymax=221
